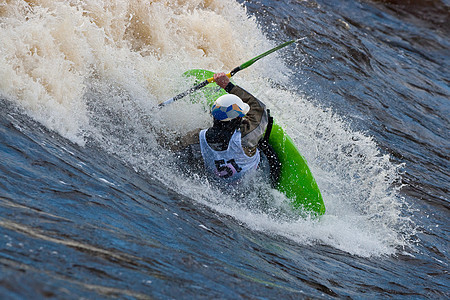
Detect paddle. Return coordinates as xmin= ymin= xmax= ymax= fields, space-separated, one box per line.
xmin=158 ymin=38 xmax=304 ymax=107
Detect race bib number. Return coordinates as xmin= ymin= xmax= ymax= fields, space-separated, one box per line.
xmin=214 ymin=159 xmax=242 ymax=178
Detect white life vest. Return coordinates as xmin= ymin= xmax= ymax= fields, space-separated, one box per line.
xmin=199 ymin=129 xmax=260 ymax=182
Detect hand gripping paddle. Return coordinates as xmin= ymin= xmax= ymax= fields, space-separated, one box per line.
xmin=158 ymin=38 xmax=304 ymax=107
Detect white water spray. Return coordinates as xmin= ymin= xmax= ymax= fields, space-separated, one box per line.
xmin=0 ymin=0 xmax=413 ymax=257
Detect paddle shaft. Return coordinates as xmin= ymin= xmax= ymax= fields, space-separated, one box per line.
xmin=159 ymin=39 xmax=301 ymax=107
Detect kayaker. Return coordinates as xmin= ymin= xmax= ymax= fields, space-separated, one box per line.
xmin=172 ymin=72 xmax=269 ymax=183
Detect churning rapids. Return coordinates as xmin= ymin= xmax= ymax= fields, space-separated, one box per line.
xmin=0 ymin=0 xmax=448 ymax=299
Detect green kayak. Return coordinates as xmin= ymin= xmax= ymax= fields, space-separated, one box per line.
xmin=184 ymin=69 xmax=325 ymax=216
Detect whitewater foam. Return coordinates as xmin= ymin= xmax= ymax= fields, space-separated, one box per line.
xmin=0 ymin=0 xmax=414 ymax=257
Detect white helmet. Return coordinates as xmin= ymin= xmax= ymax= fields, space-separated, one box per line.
xmin=211 ymin=94 xmax=250 ymax=121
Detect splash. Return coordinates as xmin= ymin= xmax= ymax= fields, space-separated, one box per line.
xmin=163 ymin=84 xmax=414 ymax=257
xmin=0 ymin=0 xmax=414 ymax=257
xmin=0 ymin=0 xmax=266 ymax=143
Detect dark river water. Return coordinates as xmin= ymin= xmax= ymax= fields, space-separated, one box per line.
xmin=0 ymin=0 xmax=448 ymax=299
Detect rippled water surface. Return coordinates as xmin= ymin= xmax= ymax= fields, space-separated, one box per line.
xmin=1 ymin=0 xmax=448 ymax=298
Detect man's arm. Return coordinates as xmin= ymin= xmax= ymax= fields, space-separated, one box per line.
xmin=214 ymin=73 xmax=268 ymax=149
xmin=173 ymin=73 xmax=268 ymax=151
xmin=228 ymin=83 xmax=268 ymax=148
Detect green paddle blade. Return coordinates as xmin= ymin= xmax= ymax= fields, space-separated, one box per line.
xmin=239 ymin=39 xmax=296 ymax=70
xmin=183 ymin=69 xmax=227 ymax=106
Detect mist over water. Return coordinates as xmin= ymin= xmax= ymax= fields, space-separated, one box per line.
xmin=1 ymin=0 xmax=448 ymax=298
